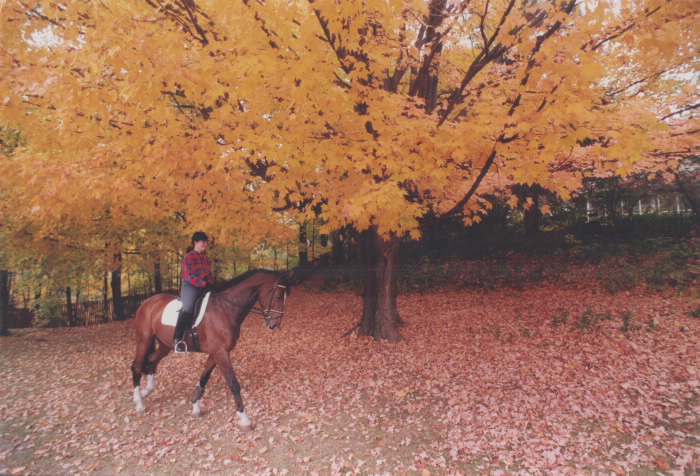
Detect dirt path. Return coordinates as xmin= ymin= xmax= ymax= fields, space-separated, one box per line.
xmin=1 ymin=287 xmax=698 ymax=475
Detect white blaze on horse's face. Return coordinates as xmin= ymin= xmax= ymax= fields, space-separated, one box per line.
xmin=262 ymin=284 xmax=287 ymax=330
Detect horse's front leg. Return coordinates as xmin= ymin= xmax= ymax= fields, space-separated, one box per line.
xmin=191 ymin=355 xmax=217 ymax=418
xmin=213 ymin=351 xmax=252 ymax=432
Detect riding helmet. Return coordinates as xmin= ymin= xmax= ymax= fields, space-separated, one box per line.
xmin=191 ymin=231 xmax=209 ymax=243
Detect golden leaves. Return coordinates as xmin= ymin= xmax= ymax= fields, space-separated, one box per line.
xmin=1 ymin=0 xmax=697 ymax=251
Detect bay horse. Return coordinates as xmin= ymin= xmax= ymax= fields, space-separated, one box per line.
xmin=131 ymin=269 xmax=291 ymax=431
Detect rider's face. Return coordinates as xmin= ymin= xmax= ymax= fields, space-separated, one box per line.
xmin=193 ymin=240 xmax=208 ymax=253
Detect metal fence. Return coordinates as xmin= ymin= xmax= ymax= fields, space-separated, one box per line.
xmin=8 ymin=289 xmax=179 ymax=328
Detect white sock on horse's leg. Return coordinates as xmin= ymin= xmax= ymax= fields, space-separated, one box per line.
xmin=237 ymin=409 xmax=251 ymax=428
xmin=141 ymin=374 xmax=155 ymax=397
xmin=192 ymin=400 xmax=202 ymax=417
xmin=133 ymin=387 xmax=145 ymax=414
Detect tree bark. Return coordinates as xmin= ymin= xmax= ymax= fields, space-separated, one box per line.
xmin=357 ymin=227 xmax=403 ymax=342
xmin=65 ymin=286 xmax=74 ymax=326
xmin=298 ymin=222 xmax=308 ymax=267
xmin=154 ymin=257 xmax=163 ymax=294
xmin=524 ymin=194 xmax=541 ymax=235
xmin=102 ymin=271 xmax=109 ymax=318
xmin=676 ymin=171 xmax=700 ymax=225
xmin=0 ymin=270 xmax=10 ymax=336
xmin=111 ymin=254 xmax=125 ymax=321
xmin=332 ymin=232 xmax=345 ymax=266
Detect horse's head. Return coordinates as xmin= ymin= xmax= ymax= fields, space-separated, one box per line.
xmin=257 ymin=274 xmax=290 ymax=330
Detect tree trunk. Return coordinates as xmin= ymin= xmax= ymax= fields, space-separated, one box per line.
xmin=154 ymin=257 xmax=163 ymax=294
xmin=0 ymin=270 xmax=10 ymax=336
xmin=357 ymin=227 xmax=403 ymax=342
xmin=331 ymin=232 xmax=342 ymax=265
xmin=103 ymin=271 xmax=109 ymax=317
xmin=111 ymin=254 xmax=125 ymax=321
xmin=676 ymin=172 xmax=700 ymax=225
xmin=65 ymin=286 xmax=74 ymax=326
xmin=298 ymin=222 xmax=308 ymax=267
xmin=524 ymin=194 xmax=541 ymax=235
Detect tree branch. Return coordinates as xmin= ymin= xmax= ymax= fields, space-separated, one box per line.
xmin=18 ymin=1 xmax=66 ymax=29
xmin=141 ymin=0 xmax=210 ymax=45
xmin=441 ymin=0 xmax=577 ymax=218
xmin=661 ymin=102 xmax=700 ymax=121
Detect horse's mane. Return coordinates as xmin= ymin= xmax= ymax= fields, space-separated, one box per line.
xmin=211 ymin=269 xmax=281 ymax=293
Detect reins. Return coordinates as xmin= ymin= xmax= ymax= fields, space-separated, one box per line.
xmin=209 ymin=274 xmax=288 ymax=326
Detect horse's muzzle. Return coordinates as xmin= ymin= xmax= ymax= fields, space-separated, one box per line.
xmin=264 ymin=320 xmax=281 ymax=330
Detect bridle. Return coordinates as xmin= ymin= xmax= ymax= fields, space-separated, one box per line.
xmin=251 ymin=283 xmax=288 ymax=323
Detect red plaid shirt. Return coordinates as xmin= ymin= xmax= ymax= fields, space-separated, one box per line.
xmin=181 ymin=250 xmax=214 ymax=288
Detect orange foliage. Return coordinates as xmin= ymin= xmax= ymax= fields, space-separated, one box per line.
xmin=0 ymin=0 xmax=698 ymax=248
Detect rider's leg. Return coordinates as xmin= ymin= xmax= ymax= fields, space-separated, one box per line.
xmin=173 ymin=310 xmax=194 ymax=353
xmin=174 ymin=281 xmax=199 ymax=353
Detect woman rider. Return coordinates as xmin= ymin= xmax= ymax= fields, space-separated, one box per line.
xmin=173 ymin=231 xmax=214 ymax=353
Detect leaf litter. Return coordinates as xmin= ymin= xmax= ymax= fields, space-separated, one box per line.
xmin=0 ymin=285 xmax=698 ymax=475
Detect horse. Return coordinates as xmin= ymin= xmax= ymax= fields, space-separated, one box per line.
xmin=130 ymin=269 xmax=292 ymax=431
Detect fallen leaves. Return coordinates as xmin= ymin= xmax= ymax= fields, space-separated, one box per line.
xmin=0 ymin=285 xmax=698 ymax=474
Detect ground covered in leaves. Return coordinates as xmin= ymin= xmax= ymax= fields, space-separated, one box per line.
xmin=1 ymin=284 xmax=698 ymax=475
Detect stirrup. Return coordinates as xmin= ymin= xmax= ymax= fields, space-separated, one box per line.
xmin=174 ymin=340 xmax=188 ymax=354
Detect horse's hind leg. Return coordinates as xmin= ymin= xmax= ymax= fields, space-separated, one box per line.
xmin=191 ymin=355 xmax=216 ymax=418
xmin=131 ymin=336 xmax=154 ymax=414
xmin=141 ymin=340 xmax=171 ymax=398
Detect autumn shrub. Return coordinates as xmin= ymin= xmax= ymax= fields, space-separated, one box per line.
xmin=620 ymin=310 xmax=636 ymax=333
xmin=575 ymin=307 xmax=613 ymax=330
xmin=599 ymin=267 xmax=639 ymax=294
xmin=568 ymin=236 xmax=699 ymax=293
xmin=617 ymin=215 xmax=696 ymax=239
xmin=645 ymin=238 xmax=699 ymax=290
xmin=396 ymin=258 xmax=455 ymax=293
xmin=632 ymin=236 xmax=675 ymax=255
xmin=318 ymin=226 xmax=697 ymax=295
xmin=32 ymin=295 xmax=66 ymax=328
xmin=570 ymin=242 xmax=609 ymax=264
xmin=552 ymin=309 xmax=569 ymax=327
xmin=312 ymin=267 xmax=364 ymax=294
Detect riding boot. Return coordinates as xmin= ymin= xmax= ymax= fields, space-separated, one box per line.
xmin=173 ymin=311 xmax=193 ymax=353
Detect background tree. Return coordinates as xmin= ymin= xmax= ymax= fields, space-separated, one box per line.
xmin=676 ymin=156 xmax=700 ymax=222
xmin=0 ymin=269 xmax=9 ymax=336
xmin=1 ymin=0 xmax=698 ymax=341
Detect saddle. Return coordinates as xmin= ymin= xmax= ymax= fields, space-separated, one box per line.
xmin=162 ymin=293 xmax=211 ymax=353
xmin=161 ymin=292 xmax=211 ymax=327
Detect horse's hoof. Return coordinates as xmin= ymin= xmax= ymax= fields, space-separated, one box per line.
xmin=239 ymin=424 xmax=254 ymax=433
xmin=137 ymin=409 xmax=146 ymax=416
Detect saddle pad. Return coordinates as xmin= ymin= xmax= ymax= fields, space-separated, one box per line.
xmin=161 ymin=292 xmax=211 ymax=327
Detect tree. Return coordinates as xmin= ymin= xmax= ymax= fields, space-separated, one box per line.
xmin=1 ymin=0 xmax=698 ymax=340
xmin=243 ymin=0 xmax=698 ymax=340
xmin=676 ymin=156 xmax=700 ymax=222
xmin=0 ymin=270 xmax=9 ymax=336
